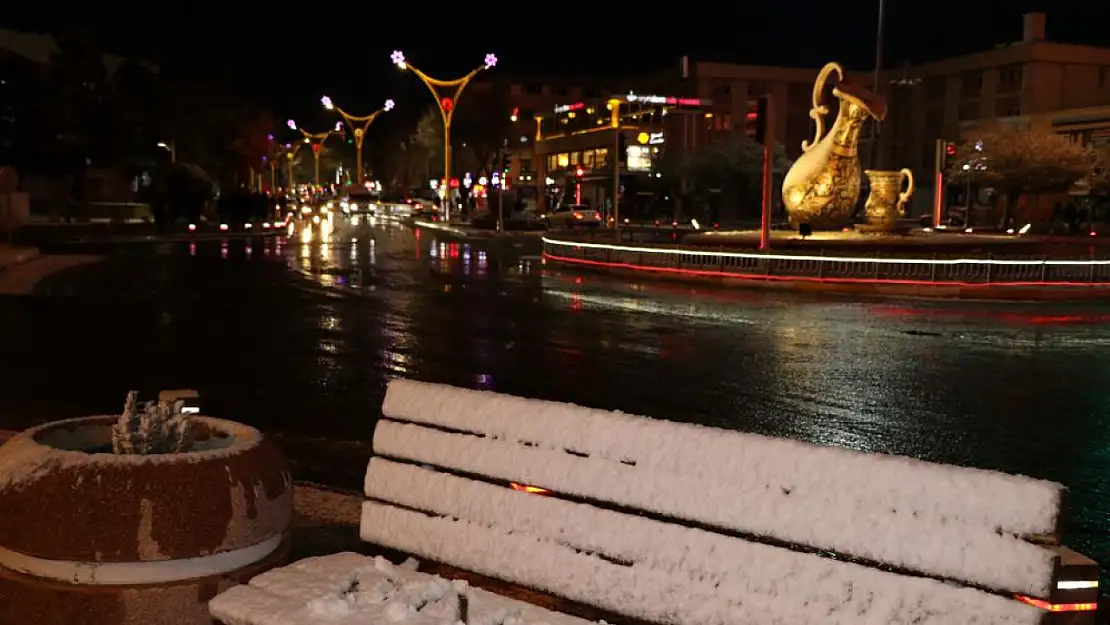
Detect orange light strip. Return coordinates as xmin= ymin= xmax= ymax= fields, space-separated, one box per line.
xmin=1015 ymin=595 xmax=1097 ymax=612
xmin=509 ymin=482 xmax=550 ymax=495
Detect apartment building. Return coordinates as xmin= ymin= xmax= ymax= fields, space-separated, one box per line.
xmin=872 ymin=12 xmax=1110 ymax=182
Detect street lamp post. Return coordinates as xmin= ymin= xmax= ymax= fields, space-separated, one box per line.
xmin=286 ymin=120 xmax=341 ymax=186
xmin=321 ymin=96 xmax=395 ymax=185
xmin=869 ymin=0 xmax=887 ymax=170
xmin=284 ymin=143 xmax=304 ymax=190
xmin=157 ymin=141 xmax=176 ymax=164
xmin=391 ymin=50 xmax=497 ymax=221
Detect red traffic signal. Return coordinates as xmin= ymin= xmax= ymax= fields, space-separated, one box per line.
xmin=945 ymin=143 xmax=957 ymax=156
xmin=575 ymin=167 xmax=584 ymax=177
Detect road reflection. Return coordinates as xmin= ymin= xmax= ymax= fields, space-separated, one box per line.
xmin=5 ymin=217 xmax=1110 ymax=586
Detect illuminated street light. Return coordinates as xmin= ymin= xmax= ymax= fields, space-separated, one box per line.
xmin=391 ymin=50 xmax=497 ymax=221
xmin=286 ymin=119 xmax=339 ymax=186
xmin=320 ymin=96 xmax=396 ymax=184
xmin=156 ymin=140 xmax=176 ymax=163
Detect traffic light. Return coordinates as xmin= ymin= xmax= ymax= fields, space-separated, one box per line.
xmin=500 ymin=153 xmax=510 ymax=171
xmin=617 ymin=133 xmax=627 ymax=166
xmin=747 ymin=97 xmax=769 ymax=144
xmin=574 ymin=166 xmax=584 ymax=177
xmin=937 ymin=139 xmax=958 ymax=173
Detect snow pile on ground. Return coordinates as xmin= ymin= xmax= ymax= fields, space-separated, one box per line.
xmin=209 ymin=553 xmax=600 ymax=625
xmin=361 ymin=459 xmax=1041 ymax=625
xmin=377 ymin=380 xmax=1062 ymax=598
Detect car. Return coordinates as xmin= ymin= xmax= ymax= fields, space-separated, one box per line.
xmin=543 ymin=204 xmax=602 ymax=229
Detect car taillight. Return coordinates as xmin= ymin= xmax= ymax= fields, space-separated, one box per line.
xmin=574 ymin=212 xmax=583 ymax=219
xmin=594 ymin=212 xmax=601 ymax=220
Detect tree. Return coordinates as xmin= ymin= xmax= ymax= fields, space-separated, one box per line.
xmin=947 ymin=131 xmax=1092 ymax=192
xmin=946 ymin=130 xmax=1093 ymax=224
xmin=401 ymin=108 xmax=443 ymax=185
xmin=663 ymin=135 xmax=792 ymax=220
xmin=452 ymin=88 xmax=513 ymax=172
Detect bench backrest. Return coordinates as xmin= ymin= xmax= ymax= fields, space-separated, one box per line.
xmin=360 ymin=379 xmax=1077 ymax=625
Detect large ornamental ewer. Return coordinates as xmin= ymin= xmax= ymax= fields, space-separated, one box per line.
xmin=863 ymin=168 xmax=915 ymax=231
xmin=782 ymin=62 xmax=887 ymax=230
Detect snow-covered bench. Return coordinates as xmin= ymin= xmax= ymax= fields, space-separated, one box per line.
xmin=212 ymin=379 xmax=1099 ymax=625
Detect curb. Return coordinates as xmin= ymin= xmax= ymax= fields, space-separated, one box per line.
xmin=0 ymin=248 xmax=40 ymax=273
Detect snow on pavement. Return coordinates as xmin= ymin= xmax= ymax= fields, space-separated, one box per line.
xmin=210 ymin=552 xmax=602 ymax=625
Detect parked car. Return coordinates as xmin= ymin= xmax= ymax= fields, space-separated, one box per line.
xmin=543 ymin=204 xmax=602 ymax=229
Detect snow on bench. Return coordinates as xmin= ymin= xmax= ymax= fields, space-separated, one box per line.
xmin=211 ymin=379 xmax=1097 ymax=625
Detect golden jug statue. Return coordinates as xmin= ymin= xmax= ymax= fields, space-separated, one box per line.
xmin=863 ymin=168 xmax=914 ymax=231
xmin=782 ymin=62 xmax=887 ymax=229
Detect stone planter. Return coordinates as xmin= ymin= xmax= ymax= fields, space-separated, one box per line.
xmin=0 ymin=415 xmax=292 ymax=625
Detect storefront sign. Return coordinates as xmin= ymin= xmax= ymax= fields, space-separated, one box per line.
xmin=625 ymin=94 xmax=705 ymax=107
xmin=554 ymin=102 xmax=585 ymax=113
xmin=626 ymin=145 xmax=652 ymax=172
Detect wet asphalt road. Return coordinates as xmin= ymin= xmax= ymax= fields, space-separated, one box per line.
xmin=2 ymin=217 xmax=1110 ymax=584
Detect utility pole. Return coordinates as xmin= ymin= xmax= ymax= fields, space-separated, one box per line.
xmin=869 ymin=0 xmax=887 ymax=170
xmin=497 ymin=140 xmax=506 ymax=233
xmin=609 ymin=98 xmax=621 ymax=239
xmin=759 ymin=95 xmax=775 ymax=251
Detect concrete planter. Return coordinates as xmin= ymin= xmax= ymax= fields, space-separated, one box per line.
xmin=0 ymin=415 xmax=292 ymax=625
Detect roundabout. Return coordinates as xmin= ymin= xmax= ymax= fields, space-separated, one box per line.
xmin=541 ymin=231 xmax=1110 ymax=301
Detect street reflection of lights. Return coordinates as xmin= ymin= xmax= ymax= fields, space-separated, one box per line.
xmin=287 ymin=222 xmax=296 ymax=236
xmin=189 ymin=242 xmax=196 ymax=256
xmin=221 ymin=241 xmax=229 ymax=259
xmin=246 ymin=241 xmax=252 ymax=256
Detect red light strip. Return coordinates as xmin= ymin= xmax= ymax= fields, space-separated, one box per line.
xmin=1015 ymin=595 xmax=1097 ymax=612
xmin=541 ymin=236 xmax=1110 ymax=266
xmin=543 ymin=252 xmax=1110 ymax=288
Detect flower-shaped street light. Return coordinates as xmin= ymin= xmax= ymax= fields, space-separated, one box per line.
xmin=391 ymin=50 xmax=498 ymax=220
xmin=286 ymin=119 xmax=340 ymax=186
xmin=320 ymin=96 xmax=397 ymax=184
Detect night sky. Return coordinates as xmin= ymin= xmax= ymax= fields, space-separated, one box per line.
xmin=4 ymin=0 xmax=1109 ymax=124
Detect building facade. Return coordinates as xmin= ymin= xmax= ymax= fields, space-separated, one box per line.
xmin=869 ymin=12 xmax=1110 ymax=214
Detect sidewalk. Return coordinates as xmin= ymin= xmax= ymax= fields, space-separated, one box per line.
xmin=0 ymin=246 xmax=40 ymax=271
xmin=0 ymin=246 xmax=101 ymax=295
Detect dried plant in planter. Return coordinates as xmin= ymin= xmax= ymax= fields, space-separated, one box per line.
xmin=110 ymin=391 xmax=195 ymax=454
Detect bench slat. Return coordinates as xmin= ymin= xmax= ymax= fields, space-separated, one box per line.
xmin=360 ymin=497 xmax=1042 ymax=625
xmin=382 ymin=380 xmax=1060 ymax=535
xmin=372 ymin=419 xmax=1058 ymax=597
xmin=365 ymin=458 xmax=1041 ymax=625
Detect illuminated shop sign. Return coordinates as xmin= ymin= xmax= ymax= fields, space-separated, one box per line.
xmin=626 ymin=145 xmax=653 ymax=172
xmin=625 ymin=93 xmax=704 ymax=106
xmin=554 ymin=102 xmax=585 ymax=113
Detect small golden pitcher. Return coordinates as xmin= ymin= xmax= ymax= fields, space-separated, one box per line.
xmin=863 ymin=168 xmax=914 ymax=230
